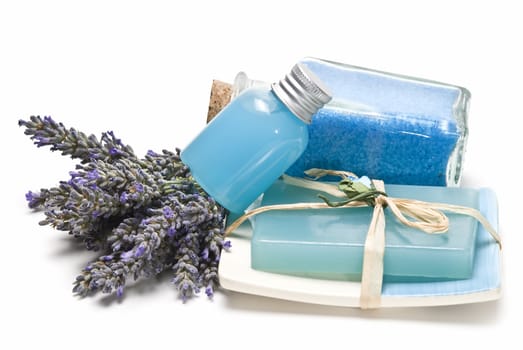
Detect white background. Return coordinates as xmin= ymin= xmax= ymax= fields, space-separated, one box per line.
xmin=1 ymin=1 xmax=521 ymax=349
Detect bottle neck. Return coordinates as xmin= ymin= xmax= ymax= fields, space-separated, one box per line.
xmin=207 ymin=73 xmax=268 ymax=123
xmin=232 ymin=72 xmax=268 ymax=98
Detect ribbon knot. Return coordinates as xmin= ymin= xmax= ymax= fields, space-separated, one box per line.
xmin=375 ymin=193 xmax=388 ymax=207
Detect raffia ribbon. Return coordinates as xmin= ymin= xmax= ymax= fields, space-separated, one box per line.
xmin=360 ymin=179 xmax=386 ymax=309
xmin=224 ymin=170 xmax=502 ymax=309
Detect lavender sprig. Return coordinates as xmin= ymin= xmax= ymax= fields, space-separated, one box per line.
xmin=21 ymin=116 xmax=228 ymax=301
xmin=25 ymin=189 xmax=49 ymax=209
xmin=19 ymin=116 xmax=135 ymax=163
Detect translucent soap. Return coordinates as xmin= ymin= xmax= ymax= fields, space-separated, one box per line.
xmin=251 ymin=180 xmax=480 ymax=281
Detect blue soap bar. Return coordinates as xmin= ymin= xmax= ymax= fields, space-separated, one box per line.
xmin=286 ymin=57 xmax=470 ymax=186
xmin=251 ymin=180 xmax=480 ymax=281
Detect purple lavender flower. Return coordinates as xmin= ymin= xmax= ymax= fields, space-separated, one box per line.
xmin=73 ymin=177 xmax=88 ymax=186
xmin=109 ymin=147 xmax=122 ymax=156
xmin=182 ymin=282 xmax=189 ymax=290
xmin=163 ymin=207 xmax=174 ymax=219
xmin=223 ymin=240 xmax=232 ymax=250
xmin=181 ymin=285 xmax=190 ymax=302
xmin=119 ymin=192 xmax=128 ymax=203
xmin=121 ymin=250 xmax=133 ymax=261
xmin=25 ymin=190 xmax=48 ymax=209
xmin=35 ymin=137 xmax=51 ymax=147
xmin=201 ymin=248 xmax=209 ymax=260
xmin=20 ymin=117 xmax=227 ymax=302
xmin=134 ymin=183 xmax=144 ymax=193
xmin=205 ymin=285 xmax=213 ymax=298
xmin=87 ymin=169 xmax=100 ymax=180
xmin=25 ymin=191 xmax=35 ymax=202
xmin=19 ymin=116 xmax=135 ymax=162
xmin=134 ymin=244 xmax=146 ymax=258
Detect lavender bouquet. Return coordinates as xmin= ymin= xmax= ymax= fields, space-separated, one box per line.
xmin=19 ymin=116 xmax=229 ymax=301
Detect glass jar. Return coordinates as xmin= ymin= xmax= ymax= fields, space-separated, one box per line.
xmin=208 ymin=57 xmax=470 ymax=187
xmin=182 ymin=63 xmax=331 ymax=213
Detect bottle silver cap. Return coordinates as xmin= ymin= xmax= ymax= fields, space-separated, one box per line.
xmin=271 ymin=63 xmax=332 ymax=124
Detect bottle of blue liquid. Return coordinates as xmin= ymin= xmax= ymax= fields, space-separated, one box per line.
xmin=181 ymin=63 xmax=332 ymax=213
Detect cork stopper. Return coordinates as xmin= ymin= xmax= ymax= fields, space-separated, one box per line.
xmin=207 ymin=80 xmax=233 ymax=123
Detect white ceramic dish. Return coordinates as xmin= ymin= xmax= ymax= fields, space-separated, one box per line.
xmin=219 ymin=188 xmax=502 ymax=307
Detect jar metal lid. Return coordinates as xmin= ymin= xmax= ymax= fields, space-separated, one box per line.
xmin=271 ymin=63 xmax=332 ymax=124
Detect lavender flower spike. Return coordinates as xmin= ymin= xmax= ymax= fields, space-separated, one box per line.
xmin=25 ymin=190 xmax=48 ymax=209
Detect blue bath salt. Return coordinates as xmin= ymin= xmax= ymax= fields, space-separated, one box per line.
xmin=286 ymin=58 xmax=470 ymax=186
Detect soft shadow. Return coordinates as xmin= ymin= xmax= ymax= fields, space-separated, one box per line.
xmin=222 ymin=289 xmax=502 ymax=324
xmin=51 ymin=235 xmax=93 ymax=255
xmin=97 ymin=271 xmax=174 ymax=307
xmin=48 ymin=236 xmax=179 ymax=307
xmin=48 ymin=236 xmax=198 ymax=307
